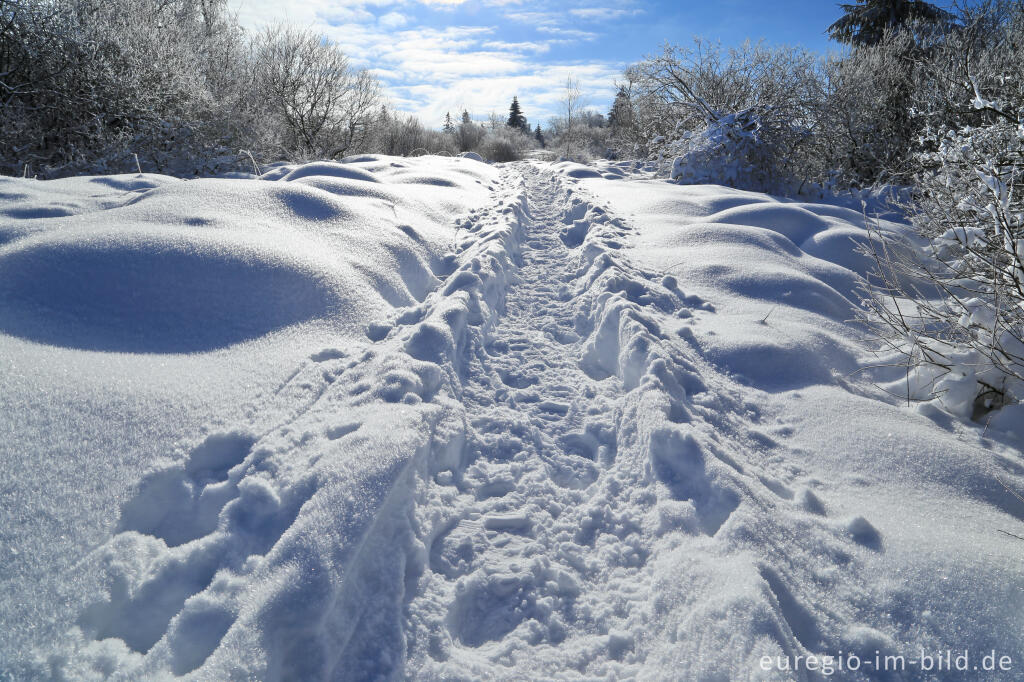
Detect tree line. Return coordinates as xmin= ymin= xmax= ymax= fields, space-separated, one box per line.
xmin=0 ymin=0 xmax=625 ymax=176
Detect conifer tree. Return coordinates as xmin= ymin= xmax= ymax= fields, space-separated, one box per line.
xmin=534 ymin=124 xmax=545 ymax=148
xmin=443 ymin=111 xmax=455 ymax=134
xmin=507 ymin=96 xmax=528 ymax=131
xmin=828 ymin=0 xmax=953 ymax=46
xmin=608 ymin=86 xmax=632 ymax=134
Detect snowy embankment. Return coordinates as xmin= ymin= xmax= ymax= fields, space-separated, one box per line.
xmin=1 ymin=157 xmax=1022 ymax=679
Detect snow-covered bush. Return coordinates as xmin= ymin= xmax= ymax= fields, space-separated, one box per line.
xmin=372 ymin=111 xmax=459 ymax=157
xmin=861 ymin=3 xmax=1024 ymax=418
xmin=477 ymin=126 xmax=534 ymax=162
xmin=453 ymin=116 xmax=486 ymax=153
xmin=544 ymin=110 xmax=610 ymax=162
xmin=0 ymin=0 xmax=386 ymax=176
xmin=1 ymin=0 xmax=253 ymax=176
xmin=657 ymin=107 xmax=803 ymax=193
xmin=620 ymin=40 xmax=829 ymax=192
xmin=818 ymin=31 xmax=921 ymax=186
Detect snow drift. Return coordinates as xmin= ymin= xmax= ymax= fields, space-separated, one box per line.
xmin=0 ymin=157 xmax=1021 ymax=680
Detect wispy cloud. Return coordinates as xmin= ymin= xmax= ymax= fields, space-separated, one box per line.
xmin=502 ymin=9 xmax=559 ymax=26
xmin=536 ymin=26 xmax=599 ymax=41
xmin=233 ymin=0 xmax=623 ymax=126
xmin=569 ymin=7 xmax=643 ymax=21
xmin=482 ymin=39 xmax=553 ymax=53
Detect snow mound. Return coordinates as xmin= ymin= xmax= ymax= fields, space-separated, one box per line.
xmin=552 ymin=161 xmax=603 ymax=178
xmin=0 ymin=231 xmax=341 ymax=353
xmin=0 ymin=156 xmax=499 ymax=675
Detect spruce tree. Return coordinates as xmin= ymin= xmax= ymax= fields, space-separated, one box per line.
xmin=507 ymin=96 xmax=528 ymax=131
xmin=608 ymin=87 xmax=632 ymax=134
xmin=443 ymin=111 xmax=455 ymax=134
xmin=534 ymin=124 xmax=545 ymax=148
xmin=461 ymin=110 xmax=472 ymax=124
xmin=828 ymin=0 xmax=953 ymax=46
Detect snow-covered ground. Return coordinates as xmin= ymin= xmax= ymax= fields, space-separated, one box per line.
xmin=1 ymin=157 xmax=1022 ymax=679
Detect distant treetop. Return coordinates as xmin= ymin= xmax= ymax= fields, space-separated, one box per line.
xmin=828 ymin=0 xmax=955 ymax=46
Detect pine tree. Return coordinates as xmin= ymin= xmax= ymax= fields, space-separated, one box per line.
xmin=507 ymin=96 xmax=528 ymax=131
xmin=443 ymin=111 xmax=455 ymax=134
xmin=828 ymin=0 xmax=953 ymax=46
xmin=608 ymin=87 xmax=632 ymax=134
xmin=534 ymin=124 xmax=545 ymax=148
xmin=461 ymin=110 xmax=472 ymax=125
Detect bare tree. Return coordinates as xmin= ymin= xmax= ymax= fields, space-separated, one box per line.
xmin=329 ymin=69 xmax=382 ymax=157
xmin=253 ymin=26 xmax=353 ymax=158
xmin=561 ymin=74 xmax=583 ymax=158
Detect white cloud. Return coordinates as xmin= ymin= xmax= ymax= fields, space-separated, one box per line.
xmin=503 ymin=9 xmax=558 ymax=26
xmin=569 ymin=7 xmax=643 ymax=20
xmin=378 ymin=11 xmax=408 ymax=27
xmin=232 ymin=0 xmax=622 ymax=128
xmin=536 ymin=26 xmax=598 ymax=41
xmin=482 ymin=40 xmax=552 ymax=53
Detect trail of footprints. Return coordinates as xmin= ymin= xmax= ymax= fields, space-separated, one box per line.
xmin=405 ymin=170 xmax=646 ymax=668
xmin=67 ymin=174 xmax=524 ymax=674
xmin=68 ymin=165 xmax=883 ymax=677
xmin=75 ymin=349 xmax=358 ymax=673
xmin=405 ymin=167 xmax=885 ymax=675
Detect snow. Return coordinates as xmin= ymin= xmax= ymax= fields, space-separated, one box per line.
xmin=1 ymin=158 xmax=1022 ymax=679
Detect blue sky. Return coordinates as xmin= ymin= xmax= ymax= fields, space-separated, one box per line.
xmin=234 ymin=0 xmax=851 ymax=127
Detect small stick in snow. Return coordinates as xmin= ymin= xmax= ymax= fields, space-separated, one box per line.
xmin=240 ymin=150 xmax=262 ymax=176
xmin=994 ymin=479 xmax=1024 ymax=540
xmin=998 ymin=477 xmax=1024 ymax=508
xmin=982 ymin=413 xmax=994 ymax=439
xmin=134 ymin=153 xmax=142 ymax=175
xmin=759 ymin=306 xmax=776 ymax=325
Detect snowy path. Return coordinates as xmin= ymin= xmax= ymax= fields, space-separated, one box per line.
xmin=404 ymin=168 xmax=643 ymax=672
xmin=402 ymin=164 xmax=883 ymax=678
xmin=52 ymin=163 xmax=897 ymax=679
xmin=16 ymin=158 xmax=1023 ymax=680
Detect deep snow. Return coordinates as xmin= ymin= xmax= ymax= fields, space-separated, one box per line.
xmin=0 ymin=157 xmax=1022 ymax=679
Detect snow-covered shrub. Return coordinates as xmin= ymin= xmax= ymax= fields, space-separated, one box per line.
xmin=544 ymin=110 xmax=610 ymax=162
xmin=371 ymin=112 xmax=459 ymax=157
xmin=656 ymin=107 xmax=802 ymax=193
xmin=1 ymin=0 xmax=253 ymax=176
xmin=477 ymin=127 xmax=534 ymax=162
xmin=818 ymin=31 xmax=921 ymax=186
xmin=860 ymin=3 xmax=1024 ymax=418
xmin=0 ymin=0 xmax=387 ymax=176
xmin=621 ymin=40 xmax=829 ymax=192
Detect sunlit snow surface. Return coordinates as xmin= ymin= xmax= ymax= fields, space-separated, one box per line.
xmin=1 ymin=157 xmax=1021 ymax=679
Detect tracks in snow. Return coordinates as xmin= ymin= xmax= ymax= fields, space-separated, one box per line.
xmin=405 ymin=168 xmax=638 ymax=673
xmin=54 ymin=161 xmax=887 ymax=681
xmin=402 ymin=163 xmax=886 ymax=679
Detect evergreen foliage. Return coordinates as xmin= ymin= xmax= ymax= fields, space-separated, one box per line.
xmin=506 ymin=96 xmax=528 ymax=132
xmin=828 ymin=0 xmax=954 ymax=46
